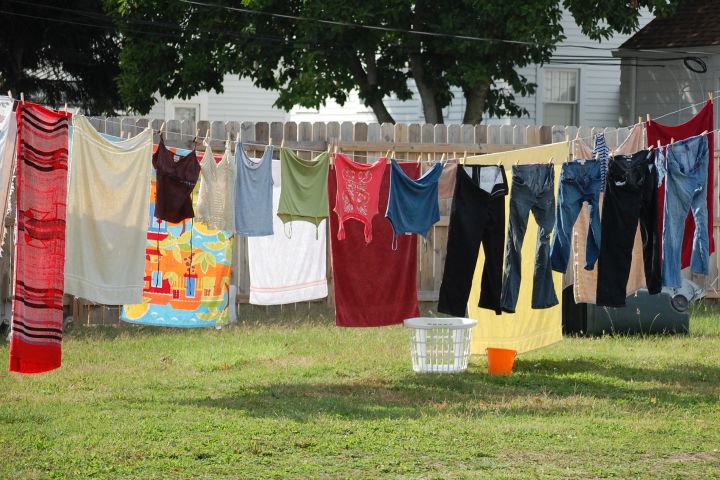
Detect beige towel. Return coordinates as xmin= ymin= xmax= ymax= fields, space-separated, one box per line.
xmin=0 ymin=98 xmax=17 ymax=253
xmin=64 ymin=116 xmax=153 ymax=304
xmin=571 ymin=125 xmax=646 ymax=304
xmin=438 ymin=161 xmax=457 ymax=199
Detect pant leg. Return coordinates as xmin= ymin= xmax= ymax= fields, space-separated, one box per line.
xmin=585 ymin=190 xmax=602 ymax=270
xmin=477 ymin=196 xmax=505 ymax=314
xmin=690 ymin=181 xmax=710 ymax=276
xmin=597 ymin=167 xmax=643 ymax=307
xmin=530 ymin=187 xmax=558 ymax=309
xmin=500 ymin=185 xmax=532 ymax=313
xmin=438 ymin=189 xmax=485 ymax=317
xmin=640 ymin=163 xmax=662 ymax=294
xmin=661 ymin=163 xmax=693 ymax=288
xmin=690 ymin=144 xmax=710 ymax=277
xmin=550 ymin=178 xmax=583 ymax=273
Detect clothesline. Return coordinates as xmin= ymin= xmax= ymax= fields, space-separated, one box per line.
xmin=81 ymin=92 xmax=720 ymax=160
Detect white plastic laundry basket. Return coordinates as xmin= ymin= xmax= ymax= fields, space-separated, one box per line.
xmin=403 ymin=317 xmax=477 ymax=373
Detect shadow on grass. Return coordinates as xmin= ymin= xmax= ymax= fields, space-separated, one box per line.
xmin=179 ymin=358 xmax=720 ymax=421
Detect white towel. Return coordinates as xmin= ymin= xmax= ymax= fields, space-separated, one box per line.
xmin=64 ymin=116 xmax=153 ymax=304
xmin=247 ymin=160 xmax=327 ymax=305
xmin=0 ymin=97 xmax=17 ymax=253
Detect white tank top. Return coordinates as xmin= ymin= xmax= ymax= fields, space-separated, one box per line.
xmin=196 ymin=143 xmax=237 ymax=232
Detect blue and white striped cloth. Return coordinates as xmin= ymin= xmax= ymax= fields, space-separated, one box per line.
xmin=592 ymin=133 xmax=609 ymax=192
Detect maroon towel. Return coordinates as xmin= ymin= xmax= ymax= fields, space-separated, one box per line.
xmin=646 ymin=100 xmax=715 ymax=268
xmin=9 ymin=103 xmax=69 ymax=374
xmin=329 ymin=160 xmax=420 ymax=327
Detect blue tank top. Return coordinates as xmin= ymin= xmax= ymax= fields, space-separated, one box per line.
xmin=234 ymin=144 xmax=274 ymax=236
xmin=385 ymin=159 xmax=443 ymax=238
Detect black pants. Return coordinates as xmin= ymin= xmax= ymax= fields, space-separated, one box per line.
xmin=597 ymin=150 xmax=661 ymax=307
xmin=438 ymin=165 xmax=508 ymax=316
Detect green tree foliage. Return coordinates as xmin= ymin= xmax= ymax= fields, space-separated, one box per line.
xmin=112 ymin=0 xmax=679 ymax=124
xmin=0 ymin=0 xmax=122 ymax=113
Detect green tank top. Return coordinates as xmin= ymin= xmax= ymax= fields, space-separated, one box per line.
xmin=277 ymin=148 xmax=330 ymax=227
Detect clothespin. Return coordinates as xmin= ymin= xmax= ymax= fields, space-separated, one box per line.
xmin=440 ymin=153 xmax=446 ymax=165
xmin=6 ymin=90 xmax=11 ymax=99
xmin=646 ymin=113 xmax=651 ymax=124
xmin=203 ymin=128 xmax=210 ymax=146
xmin=670 ymin=137 xmax=675 ymax=144
xmin=73 ymin=107 xmax=79 ymax=117
xmin=120 ymin=129 xmax=124 ymax=139
xmin=235 ymin=132 xmax=240 ymax=143
xmin=20 ymin=92 xmax=24 ymax=104
xmin=638 ymin=116 xmax=642 ymax=125
xmin=127 ymin=131 xmax=132 ymax=140
xmin=281 ymin=137 xmax=285 ymax=149
xmin=462 ymin=151 xmax=467 ymax=165
xmin=416 ymin=152 xmax=422 ymax=164
xmin=709 ymin=92 xmax=714 ymax=103
xmin=384 ymin=149 xmax=391 ymax=160
xmin=63 ymin=102 xmax=67 ymax=113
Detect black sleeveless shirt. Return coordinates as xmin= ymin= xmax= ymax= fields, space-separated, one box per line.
xmin=152 ymin=137 xmax=201 ymax=223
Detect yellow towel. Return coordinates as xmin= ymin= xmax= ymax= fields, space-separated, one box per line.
xmin=465 ymin=142 xmax=569 ymax=354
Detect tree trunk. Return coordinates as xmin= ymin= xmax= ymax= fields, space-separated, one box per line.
xmin=348 ymin=53 xmax=395 ymax=124
xmin=462 ymin=82 xmax=490 ymax=125
xmin=408 ymin=52 xmax=443 ymax=124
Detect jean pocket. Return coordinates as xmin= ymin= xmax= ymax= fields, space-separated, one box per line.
xmin=512 ymin=175 xmax=527 ymax=186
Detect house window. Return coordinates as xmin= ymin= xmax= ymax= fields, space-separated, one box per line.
xmin=173 ymin=104 xmax=199 ymax=123
xmin=543 ymin=69 xmax=578 ymax=125
xmin=151 ymin=271 xmax=163 ymax=288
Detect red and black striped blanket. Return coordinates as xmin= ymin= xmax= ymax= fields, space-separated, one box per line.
xmin=9 ymin=102 xmax=69 ymax=374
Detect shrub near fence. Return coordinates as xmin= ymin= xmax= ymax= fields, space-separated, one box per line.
xmin=66 ymin=118 xmax=720 ymax=325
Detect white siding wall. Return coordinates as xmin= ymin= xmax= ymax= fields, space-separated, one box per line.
xmin=146 ymin=10 xmax=653 ymax=126
xmin=621 ymin=55 xmax=720 ymax=126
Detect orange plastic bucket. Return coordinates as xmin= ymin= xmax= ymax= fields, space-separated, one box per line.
xmin=486 ymin=347 xmax=517 ymax=376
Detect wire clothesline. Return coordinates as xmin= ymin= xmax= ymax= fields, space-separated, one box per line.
xmin=83 ymin=90 xmax=720 ymax=161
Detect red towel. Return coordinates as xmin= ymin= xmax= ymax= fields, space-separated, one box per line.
xmin=9 ymin=103 xmax=69 ymax=374
xmin=646 ymin=100 xmax=715 ymax=268
xmin=329 ymin=160 xmax=420 ymax=327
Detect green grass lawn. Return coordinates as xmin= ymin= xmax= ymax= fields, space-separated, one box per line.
xmin=1 ymin=304 xmax=719 ymax=479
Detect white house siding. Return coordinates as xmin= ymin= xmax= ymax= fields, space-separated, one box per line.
xmin=146 ymin=10 xmax=653 ymax=127
xmin=619 ymin=54 xmax=720 ymax=126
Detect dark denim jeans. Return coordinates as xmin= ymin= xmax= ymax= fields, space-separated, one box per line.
xmin=659 ymin=134 xmax=710 ymax=288
xmin=597 ymin=150 xmax=661 ymax=307
xmin=550 ymin=160 xmax=602 ymax=273
xmin=500 ymin=164 xmax=557 ymax=313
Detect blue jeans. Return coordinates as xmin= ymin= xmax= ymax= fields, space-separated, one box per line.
xmin=660 ymin=134 xmax=709 ymax=288
xmin=501 ymin=164 xmax=557 ymax=313
xmin=550 ymin=161 xmax=602 ymax=273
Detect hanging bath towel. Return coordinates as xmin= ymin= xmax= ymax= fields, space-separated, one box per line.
xmin=64 ymin=115 xmax=153 ymax=304
xmin=9 ymin=102 xmax=69 ymax=374
xmin=122 ymin=144 xmax=233 ymax=328
xmin=235 ymin=144 xmax=273 ymax=236
xmin=385 ymin=159 xmax=443 ymax=238
xmin=196 ymin=144 xmax=236 ymax=232
xmin=277 ymin=148 xmax=329 ymax=227
xmin=330 ymin=161 xmax=420 ymax=327
xmin=332 ymin=152 xmax=386 ymax=242
xmin=0 ymin=97 xmax=17 ymax=252
xmin=247 ymin=160 xmax=327 ymax=305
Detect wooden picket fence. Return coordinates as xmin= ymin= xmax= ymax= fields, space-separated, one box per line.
xmin=68 ymin=118 xmax=720 ymax=325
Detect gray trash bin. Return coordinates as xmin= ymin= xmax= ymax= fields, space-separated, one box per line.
xmin=562 ymin=287 xmax=690 ymax=336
